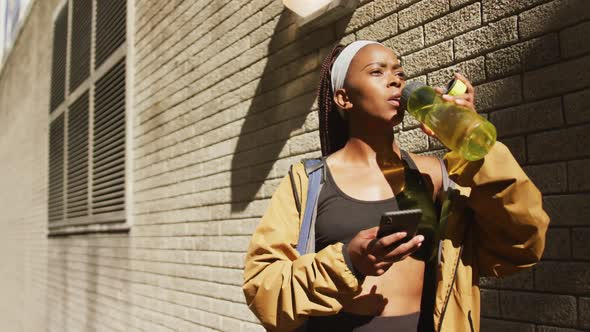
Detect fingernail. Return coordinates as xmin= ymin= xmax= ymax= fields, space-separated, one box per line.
xmin=417 ymin=235 xmax=425 ymax=242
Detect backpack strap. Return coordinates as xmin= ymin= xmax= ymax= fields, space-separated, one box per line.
xmin=295 ymin=157 xmax=325 ymax=256
xmin=436 ymin=156 xmax=456 ymax=266
xmin=438 ymin=157 xmax=455 ymax=191
xmin=288 ymin=165 xmax=302 ymax=213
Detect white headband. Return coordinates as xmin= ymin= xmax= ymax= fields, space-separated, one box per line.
xmin=330 ymin=40 xmax=383 ymax=117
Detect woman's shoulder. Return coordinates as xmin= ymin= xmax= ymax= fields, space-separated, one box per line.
xmin=408 ymin=152 xmax=444 ymax=197
xmin=408 ymin=152 xmax=443 ymax=173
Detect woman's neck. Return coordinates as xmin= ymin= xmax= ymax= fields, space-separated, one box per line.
xmin=342 ymin=125 xmax=402 ymax=168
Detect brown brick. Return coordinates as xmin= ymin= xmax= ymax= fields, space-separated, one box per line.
xmin=474 ymin=75 xmax=521 ymax=112
xmin=564 ymin=89 xmax=590 ymax=125
xmin=450 ymin=0 xmax=478 ymax=9
xmin=396 ymin=0 xmax=422 ymax=9
xmin=374 ymin=0 xmax=404 ymax=18
xmin=499 ymin=291 xmax=577 ymax=326
xmin=541 ymin=227 xmax=571 ymax=260
xmin=480 ymin=318 xmax=535 ymax=332
xmin=537 ymin=326 xmax=588 ymax=332
xmin=501 ymin=136 xmax=526 ymax=164
xmin=543 ymin=194 xmax=590 ymax=227
xmin=535 ymin=261 xmax=590 ymax=294
xmin=427 ymin=57 xmax=485 ymax=88
xmin=528 ymin=124 xmax=590 ymax=163
xmin=424 ymin=3 xmax=481 ymax=46
xmin=454 ymin=16 xmax=518 ymax=60
xmin=356 ymin=14 xmax=398 ymax=41
xmin=402 ymin=111 xmax=421 ymax=129
xmin=485 ymin=34 xmax=559 ymax=79
xmin=523 ymin=162 xmax=567 ymax=194
xmin=580 ymin=297 xmax=590 ymax=330
xmin=519 ymin=0 xmax=590 ymax=38
xmin=561 ymin=21 xmax=590 ymax=59
xmin=485 ymin=46 xmax=521 ymax=79
xmin=482 ymin=0 xmax=546 ymax=22
xmin=568 ymin=159 xmax=590 ymax=192
xmin=398 ymin=128 xmax=429 ymax=152
xmin=345 ymin=2 xmax=374 ymax=34
xmin=490 ymin=98 xmax=563 ymax=138
xmin=428 ymin=136 xmax=446 ymax=150
xmin=572 ymin=227 xmax=590 ymax=260
xmin=524 ymin=55 xmax=590 ymax=101
xmin=480 ymin=269 xmax=533 ymax=290
xmin=401 ymin=77 xmax=426 ymax=131
xmin=402 ymin=40 xmax=454 ymax=76
xmin=398 ymin=0 xmax=449 ymax=31
xmin=480 ymin=289 xmax=500 ymax=317
xmin=383 ymin=26 xmax=424 ymax=56
xmin=420 ymin=148 xmax=448 ymax=159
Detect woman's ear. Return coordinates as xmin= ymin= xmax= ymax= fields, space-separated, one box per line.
xmin=333 ymin=88 xmax=353 ymax=111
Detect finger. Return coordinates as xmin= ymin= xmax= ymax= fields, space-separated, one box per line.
xmin=374 ymin=260 xmax=393 ymax=271
xmin=382 ymin=235 xmax=424 ymax=260
xmin=454 ymin=74 xmax=476 ymax=105
xmin=454 ymin=72 xmax=474 ymax=94
xmin=369 ymin=285 xmax=378 ymax=294
xmin=441 ymin=94 xmax=454 ymax=102
xmin=366 ymin=253 xmax=378 ymax=263
xmin=374 ymin=232 xmax=408 ymax=251
xmin=434 ymin=87 xmax=445 ymax=95
xmin=397 ymin=236 xmax=424 ymax=256
xmin=382 ymin=242 xmax=422 ymax=263
xmin=453 ymin=93 xmax=473 ymax=103
xmin=454 ymin=98 xmax=476 ymax=111
xmin=420 ymin=123 xmax=436 ymax=137
xmin=360 ymin=226 xmax=379 ymax=239
xmin=366 ymin=238 xmax=378 ymax=253
xmin=441 ymin=94 xmax=476 ymax=112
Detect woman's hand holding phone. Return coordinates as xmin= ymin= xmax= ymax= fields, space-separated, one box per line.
xmin=347 ymin=227 xmax=424 ymax=277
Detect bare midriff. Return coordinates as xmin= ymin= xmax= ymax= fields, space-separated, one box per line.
xmin=341 ymin=257 xmax=425 ymax=317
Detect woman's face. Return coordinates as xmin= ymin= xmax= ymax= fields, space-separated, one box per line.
xmin=337 ymin=44 xmax=406 ymax=126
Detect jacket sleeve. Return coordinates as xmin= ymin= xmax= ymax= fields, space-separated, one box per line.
xmin=444 ymin=141 xmax=550 ymax=277
xmin=242 ymin=165 xmax=362 ymax=332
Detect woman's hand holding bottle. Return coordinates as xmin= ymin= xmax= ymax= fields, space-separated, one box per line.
xmin=404 ymin=72 xmax=495 ymax=161
xmin=419 ymin=72 xmax=477 ymax=137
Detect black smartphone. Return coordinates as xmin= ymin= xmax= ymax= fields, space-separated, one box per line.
xmin=376 ymin=209 xmax=423 ymax=241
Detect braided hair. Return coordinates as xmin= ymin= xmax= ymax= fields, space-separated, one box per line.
xmin=317 ymin=44 xmax=349 ymax=157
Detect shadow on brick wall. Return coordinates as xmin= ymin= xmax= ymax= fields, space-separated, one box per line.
xmin=230 ymin=8 xmax=350 ymax=212
xmin=461 ymin=2 xmax=590 ymax=331
xmin=47 ymin=238 xmax=132 ymax=331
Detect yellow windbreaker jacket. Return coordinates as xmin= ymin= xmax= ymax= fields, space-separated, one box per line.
xmin=243 ymin=142 xmax=549 ymax=332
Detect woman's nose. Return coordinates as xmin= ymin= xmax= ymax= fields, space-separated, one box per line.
xmin=388 ymin=75 xmax=402 ymax=87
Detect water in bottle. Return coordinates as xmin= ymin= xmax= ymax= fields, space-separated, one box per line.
xmin=400 ymin=80 xmax=497 ymax=161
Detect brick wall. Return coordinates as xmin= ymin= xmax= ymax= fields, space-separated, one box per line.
xmin=0 ymin=0 xmax=588 ymax=331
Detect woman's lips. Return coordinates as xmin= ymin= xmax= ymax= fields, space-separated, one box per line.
xmin=387 ymin=99 xmax=400 ymax=107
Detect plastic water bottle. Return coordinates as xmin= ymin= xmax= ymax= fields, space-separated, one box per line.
xmin=400 ymin=79 xmax=497 ymax=161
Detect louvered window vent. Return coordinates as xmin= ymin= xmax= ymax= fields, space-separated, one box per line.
xmin=47 ymin=0 xmax=127 ymax=235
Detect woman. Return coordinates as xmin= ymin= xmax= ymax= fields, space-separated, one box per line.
xmin=242 ymin=40 xmax=549 ymax=332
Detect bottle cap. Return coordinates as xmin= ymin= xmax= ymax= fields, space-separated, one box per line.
xmin=400 ymin=81 xmax=426 ymax=112
xmin=446 ymin=78 xmax=468 ymax=96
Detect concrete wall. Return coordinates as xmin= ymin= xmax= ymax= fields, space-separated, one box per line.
xmin=0 ymin=0 xmax=589 ymax=331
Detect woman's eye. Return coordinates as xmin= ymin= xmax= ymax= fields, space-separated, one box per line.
xmin=396 ymin=72 xmax=406 ymax=79
xmin=371 ymin=70 xmax=383 ymax=75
